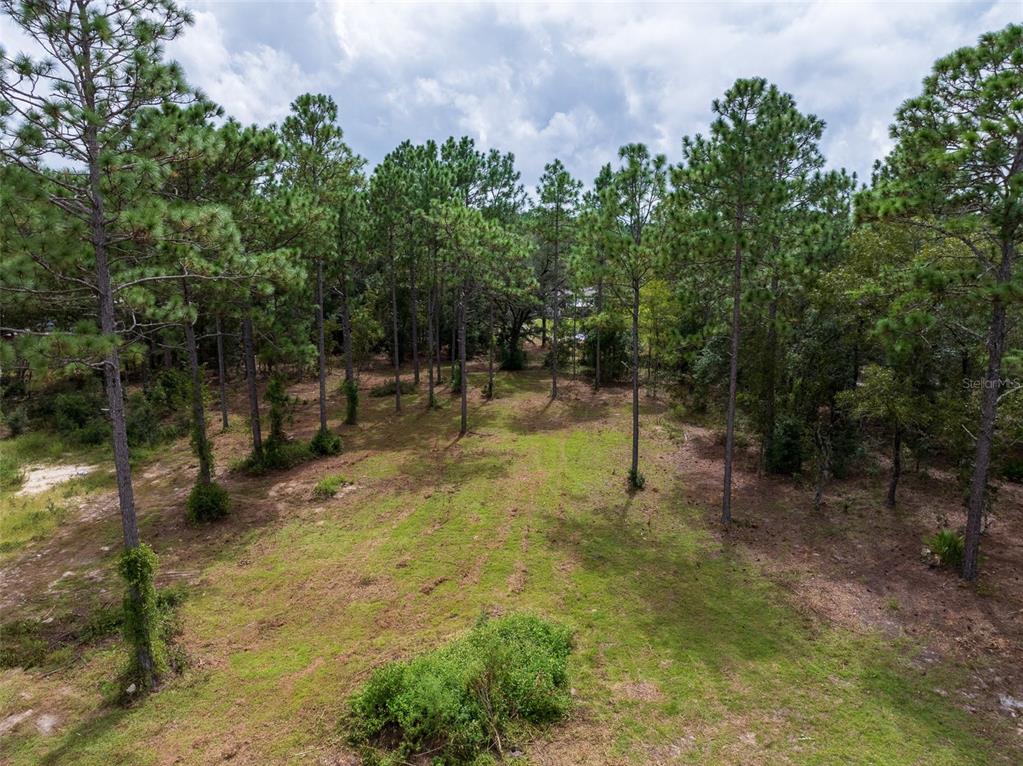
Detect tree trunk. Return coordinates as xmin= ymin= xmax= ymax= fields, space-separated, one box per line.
xmin=215 ymin=315 xmax=229 ymax=430
xmin=242 ymin=315 xmax=262 ymax=457
xmin=390 ymin=247 xmax=401 ymax=413
xmin=886 ymin=425 xmax=902 ymax=508
xmin=316 ymin=257 xmax=328 ymax=432
xmin=487 ymin=301 xmax=495 ymax=399
xmin=572 ymin=292 xmax=577 ymax=379
xmin=760 ymin=277 xmax=780 ymax=473
xmin=340 ymin=276 xmax=354 ymax=383
xmin=459 ymin=286 xmax=468 ymax=435
xmin=410 ymin=265 xmax=420 ymax=386
xmin=427 ymin=282 xmax=436 ymax=407
xmin=630 ymin=280 xmax=640 ymax=482
xmin=87 ymin=124 xmax=153 ymax=684
xmin=594 ymin=277 xmax=602 ymax=390
xmin=182 ymin=280 xmax=212 ymax=485
xmin=963 ymin=244 xmax=1011 ymax=580
xmin=541 ymin=312 xmax=547 ymax=348
xmin=551 ymin=248 xmax=559 ymax=399
xmin=450 ymin=299 xmax=456 ymax=382
xmin=722 ymin=239 xmax=742 ymax=525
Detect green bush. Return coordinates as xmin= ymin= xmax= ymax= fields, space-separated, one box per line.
xmin=500 ymin=346 xmax=527 ymax=371
xmin=347 ymin=614 xmax=572 ymax=764
xmin=313 ymin=473 xmax=349 ymax=499
xmin=186 ymin=480 xmax=230 ymax=523
xmin=4 ymin=406 xmax=28 ymax=436
xmin=117 ymin=543 xmax=168 ymax=688
xmin=53 ymin=390 xmax=109 ymax=444
xmin=766 ymin=415 xmax=804 ymax=475
xmin=0 ymin=619 xmax=49 ymax=669
xmin=1002 ymin=457 xmax=1023 ymax=483
xmin=265 ymin=375 xmax=294 ymax=445
xmin=370 ymin=379 xmax=417 ymax=398
xmin=927 ymin=529 xmax=965 ymax=569
xmin=450 ymin=362 xmax=463 ymax=394
xmin=147 ymin=368 xmax=192 ymax=414
xmin=240 ymin=439 xmax=313 ymax=475
xmin=628 ymin=467 xmax=646 ymax=490
xmin=126 ymin=392 xmax=163 ymax=448
xmin=310 ymin=427 xmax=342 ymax=456
xmin=342 ymin=379 xmax=359 ymax=425
xmin=0 ymin=452 xmax=24 ymax=492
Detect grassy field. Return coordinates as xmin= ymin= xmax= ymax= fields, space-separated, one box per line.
xmin=0 ymin=368 xmax=1018 ymax=764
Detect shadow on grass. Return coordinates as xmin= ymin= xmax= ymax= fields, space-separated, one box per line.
xmin=542 ymin=479 xmax=1004 ymax=763
xmin=36 ymin=704 xmax=131 ymax=765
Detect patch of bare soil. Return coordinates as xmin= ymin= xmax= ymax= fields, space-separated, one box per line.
xmin=674 ymin=422 xmax=1023 ymax=730
xmin=16 ymin=464 xmax=97 ymax=496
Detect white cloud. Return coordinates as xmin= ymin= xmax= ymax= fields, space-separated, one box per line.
xmin=170 ymin=9 xmax=312 ymax=125
xmin=160 ymin=0 xmax=1020 ymax=186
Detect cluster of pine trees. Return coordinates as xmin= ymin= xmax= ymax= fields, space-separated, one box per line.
xmin=0 ymin=1 xmax=1019 ymax=687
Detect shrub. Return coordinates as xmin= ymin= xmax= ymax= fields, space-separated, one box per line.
xmin=4 ymin=406 xmax=28 ymax=436
xmin=266 ymin=375 xmax=295 ymax=444
xmin=370 ymin=379 xmax=417 ymax=398
xmin=342 ymin=379 xmax=359 ymax=425
xmin=310 ymin=427 xmax=342 ymax=456
xmin=53 ymin=390 xmax=108 ymax=444
xmin=117 ymin=543 xmax=168 ymax=688
xmin=0 ymin=452 xmax=24 ymax=492
xmin=126 ymin=392 xmax=163 ymax=448
xmin=147 ymin=368 xmax=192 ymax=414
xmin=926 ymin=529 xmax=965 ymax=569
xmin=1002 ymin=458 xmax=1023 ymax=483
xmin=500 ymin=345 xmax=526 ymax=371
xmin=240 ymin=438 xmax=314 ymax=475
xmin=186 ymin=480 xmax=230 ymax=523
xmin=313 ymin=473 xmax=349 ymax=499
xmin=766 ymin=415 xmax=804 ymax=475
xmin=628 ymin=468 xmax=646 ymax=490
xmin=450 ymin=362 xmax=462 ymax=394
xmin=0 ymin=619 xmax=49 ymax=669
xmin=347 ymin=614 xmax=572 ymax=764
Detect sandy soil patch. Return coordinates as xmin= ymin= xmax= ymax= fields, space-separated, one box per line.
xmin=16 ymin=464 xmax=96 ymax=496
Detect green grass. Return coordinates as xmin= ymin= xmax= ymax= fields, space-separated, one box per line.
xmin=312 ymin=473 xmax=350 ymax=499
xmin=0 ymin=371 xmax=1016 ymax=765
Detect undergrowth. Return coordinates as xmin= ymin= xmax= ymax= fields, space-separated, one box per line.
xmin=313 ymin=473 xmax=349 ymax=499
xmin=370 ymin=380 xmax=417 ymax=398
xmin=346 ymin=613 xmax=572 ymax=765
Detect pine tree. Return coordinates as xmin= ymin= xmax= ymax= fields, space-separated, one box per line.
xmin=535 ymin=159 xmax=582 ymax=400
xmin=860 ymin=24 xmax=1022 ymax=579
xmin=0 ymin=0 xmax=199 ymax=687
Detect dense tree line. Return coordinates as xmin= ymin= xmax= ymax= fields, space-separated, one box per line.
xmin=0 ymin=1 xmax=1019 ymax=687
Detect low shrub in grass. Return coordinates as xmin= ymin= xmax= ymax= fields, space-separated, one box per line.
xmin=628 ymin=467 xmax=646 ymax=490
xmin=926 ymin=529 xmax=964 ymax=569
xmin=313 ymin=473 xmax=349 ymax=499
xmin=499 ymin=346 xmax=526 ymax=371
xmin=186 ymin=480 xmax=230 ymax=522
xmin=238 ymin=438 xmax=314 ymax=475
xmin=0 ymin=452 xmax=24 ymax=492
xmin=3 ymin=405 xmax=28 ymax=436
xmin=450 ymin=361 xmax=463 ymax=394
xmin=310 ymin=427 xmax=342 ymax=456
xmin=346 ymin=613 xmax=572 ymax=764
xmin=370 ymin=379 xmax=417 ymax=398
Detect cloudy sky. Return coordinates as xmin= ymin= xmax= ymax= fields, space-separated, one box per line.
xmin=26 ymin=1 xmax=1023 ymax=190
